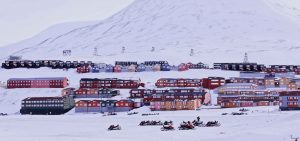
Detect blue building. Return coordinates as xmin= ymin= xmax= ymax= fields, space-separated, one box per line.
xmin=279 ymin=91 xmax=300 ymax=111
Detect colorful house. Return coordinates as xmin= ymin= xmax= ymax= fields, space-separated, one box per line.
xmin=153 ymin=64 xmax=161 ymax=71
xmin=113 ymin=65 xmax=122 ymax=73
xmin=105 ymin=65 xmax=114 ymax=72
xmin=75 ymin=100 xmax=89 ymax=113
xmin=178 ymin=63 xmax=188 ymax=71
xmin=137 ymin=64 xmax=146 ymax=72
xmin=115 ymin=99 xmax=134 ymax=112
xmin=279 ymin=91 xmax=300 ymax=111
xmin=88 ymin=100 xmax=102 ymax=113
xmin=161 ymin=64 xmax=171 ymax=71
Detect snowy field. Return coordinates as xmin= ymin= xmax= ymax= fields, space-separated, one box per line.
xmin=0 ymin=106 xmax=300 ymax=141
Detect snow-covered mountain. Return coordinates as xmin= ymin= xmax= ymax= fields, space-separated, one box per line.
xmin=1 ymin=0 xmax=300 ymax=65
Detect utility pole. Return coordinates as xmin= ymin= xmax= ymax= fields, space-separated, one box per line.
xmin=93 ymin=47 xmax=99 ymax=56
xmin=243 ymin=52 xmax=249 ymax=63
xmin=190 ymin=49 xmax=194 ymax=56
xmin=122 ymin=46 xmax=125 ymax=54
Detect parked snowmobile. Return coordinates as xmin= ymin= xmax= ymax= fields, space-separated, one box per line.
xmin=178 ymin=121 xmax=195 ymax=130
xmin=231 ymin=112 xmax=247 ymax=115
xmin=239 ymin=108 xmax=249 ymax=112
xmin=205 ymin=121 xmax=221 ymax=127
xmin=127 ymin=112 xmax=138 ymax=115
xmin=161 ymin=121 xmax=174 ymax=131
xmin=139 ymin=120 xmax=163 ymax=126
xmin=192 ymin=120 xmax=205 ymax=127
xmin=108 ymin=125 xmax=121 ymax=131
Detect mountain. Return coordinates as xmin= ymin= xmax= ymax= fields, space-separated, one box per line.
xmin=1 ymin=0 xmax=300 ymax=65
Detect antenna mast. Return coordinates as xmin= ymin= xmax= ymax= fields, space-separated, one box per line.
xmin=243 ymin=52 xmax=249 ymax=63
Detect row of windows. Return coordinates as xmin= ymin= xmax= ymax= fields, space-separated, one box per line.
xmin=9 ymin=80 xmax=63 ymax=83
xmin=287 ymin=102 xmax=299 ymax=105
xmin=22 ymin=104 xmax=64 ymax=107
xmin=81 ymin=80 xmax=137 ymax=83
xmin=81 ymin=84 xmax=137 ymax=86
xmin=8 ymin=83 xmax=63 ymax=86
xmin=76 ymin=103 xmax=116 ymax=107
xmin=151 ymin=105 xmax=197 ymax=108
xmin=288 ymin=97 xmax=299 ymax=100
xmin=22 ymin=100 xmax=64 ymax=103
xmin=144 ymin=95 xmax=202 ymax=98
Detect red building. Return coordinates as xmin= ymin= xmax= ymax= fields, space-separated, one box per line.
xmin=178 ymin=63 xmax=189 ymax=71
xmin=88 ymin=100 xmax=102 ymax=112
xmin=293 ymin=68 xmax=300 ymax=75
xmin=113 ymin=65 xmax=122 ymax=73
xmin=7 ymin=77 xmax=69 ymax=89
xmin=115 ymin=99 xmax=135 ymax=112
xmin=201 ymin=77 xmax=225 ymax=89
xmin=75 ymin=100 xmax=89 ymax=112
xmin=80 ymin=78 xmax=145 ymax=89
xmin=77 ymin=66 xmax=90 ymax=73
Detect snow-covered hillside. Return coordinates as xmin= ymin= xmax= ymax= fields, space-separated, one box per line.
xmin=1 ymin=0 xmax=300 ymax=65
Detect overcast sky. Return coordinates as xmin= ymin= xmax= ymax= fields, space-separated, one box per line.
xmin=0 ymin=0 xmax=134 ymax=47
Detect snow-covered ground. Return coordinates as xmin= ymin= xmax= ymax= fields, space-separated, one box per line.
xmin=1 ymin=106 xmax=299 ymax=141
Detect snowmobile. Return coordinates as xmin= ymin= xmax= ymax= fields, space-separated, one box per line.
xmin=192 ymin=120 xmax=205 ymax=127
xmin=108 ymin=125 xmax=121 ymax=131
xmin=127 ymin=112 xmax=138 ymax=115
xmin=161 ymin=121 xmax=175 ymax=131
xmin=205 ymin=121 xmax=221 ymax=127
xmin=107 ymin=112 xmax=117 ymax=116
xmin=142 ymin=113 xmax=159 ymax=116
xmin=139 ymin=120 xmax=163 ymax=126
xmin=239 ymin=108 xmax=249 ymax=112
xmin=0 ymin=113 xmax=7 ymax=116
xmin=231 ymin=112 xmax=247 ymax=115
xmin=178 ymin=121 xmax=195 ymax=130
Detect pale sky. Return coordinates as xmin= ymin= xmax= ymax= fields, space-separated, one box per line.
xmin=0 ymin=0 xmax=134 ymax=47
